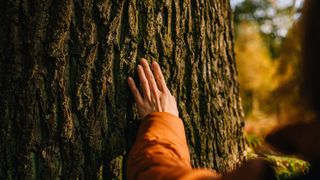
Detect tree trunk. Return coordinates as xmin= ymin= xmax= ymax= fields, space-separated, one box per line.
xmin=0 ymin=0 xmax=246 ymax=179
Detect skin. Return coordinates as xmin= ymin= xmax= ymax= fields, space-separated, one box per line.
xmin=127 ymin=58 xmax=179 ymax=119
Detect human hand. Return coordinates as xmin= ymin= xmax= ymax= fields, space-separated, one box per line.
xmin=128 ymin=58 xmax=179 ymax=120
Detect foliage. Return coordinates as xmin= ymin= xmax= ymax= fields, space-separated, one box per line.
xmin=233 ymin=0 xmax=303 ymax=58
xmin=244 ymin=133 xmax=310 ymax=179
xmin=234 ymin=0 xmax=310 ymax=178
xmin=234 ymin=0 xmax=306 ymax=133
xmin=266 ymin=155 xmax=310 ymax=180
xmin=245 ymin=133 xmax=263 ymax=149
xmin=235 ymin=21 xmax=279 ymax=132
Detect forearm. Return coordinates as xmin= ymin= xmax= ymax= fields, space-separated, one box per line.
xmin=127 ymin=112 xmax=190 ymax=179
xmin=127 ymin=112 xmax=220 ymax=180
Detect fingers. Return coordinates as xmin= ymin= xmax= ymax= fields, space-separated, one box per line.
xmin=137 ymin=65 xmax=151 ymax=100
xmin=152 ymin=61 xmax=168 ymax=93
xmin=140 ymin=58 xmax=159 ymax=95
xmin=128 ymin=58 xmax=179 ymax=118
xmin=127 ymin=77 xmax=143 ymax=105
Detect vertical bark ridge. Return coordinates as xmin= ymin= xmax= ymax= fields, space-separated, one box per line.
xmin=46 ymin=0 xmax=75 ymax=178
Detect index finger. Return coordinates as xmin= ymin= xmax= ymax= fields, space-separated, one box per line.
xmin=127 ymin=77 xmax=143 ymax=105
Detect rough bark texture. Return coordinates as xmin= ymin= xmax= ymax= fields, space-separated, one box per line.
xmin=0 ymin=0 xmax=245 ymax=179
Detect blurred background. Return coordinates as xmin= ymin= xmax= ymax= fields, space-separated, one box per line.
xmin=231 ymin=0 xmax=309 ymax=178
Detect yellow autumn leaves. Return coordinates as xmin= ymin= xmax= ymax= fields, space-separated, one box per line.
xmin=235 ymin=21 xmax=302 ymax=135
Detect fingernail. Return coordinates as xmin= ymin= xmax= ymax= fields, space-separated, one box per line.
xmin=152 ymin=61 xmax=157 ymax=66
xmin=140 ymin=58 xmax=148 ymax=64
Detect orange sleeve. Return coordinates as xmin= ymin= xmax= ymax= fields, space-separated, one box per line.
xmin=127 ymin=112 xmax=221 ymax=180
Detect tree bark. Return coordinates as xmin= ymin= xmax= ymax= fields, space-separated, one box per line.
xmin=0 ymin=0 xmax=245 ymax=179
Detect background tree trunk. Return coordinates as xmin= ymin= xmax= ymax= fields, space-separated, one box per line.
xmin=0 ymin=0 xmax=246 ymax=179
